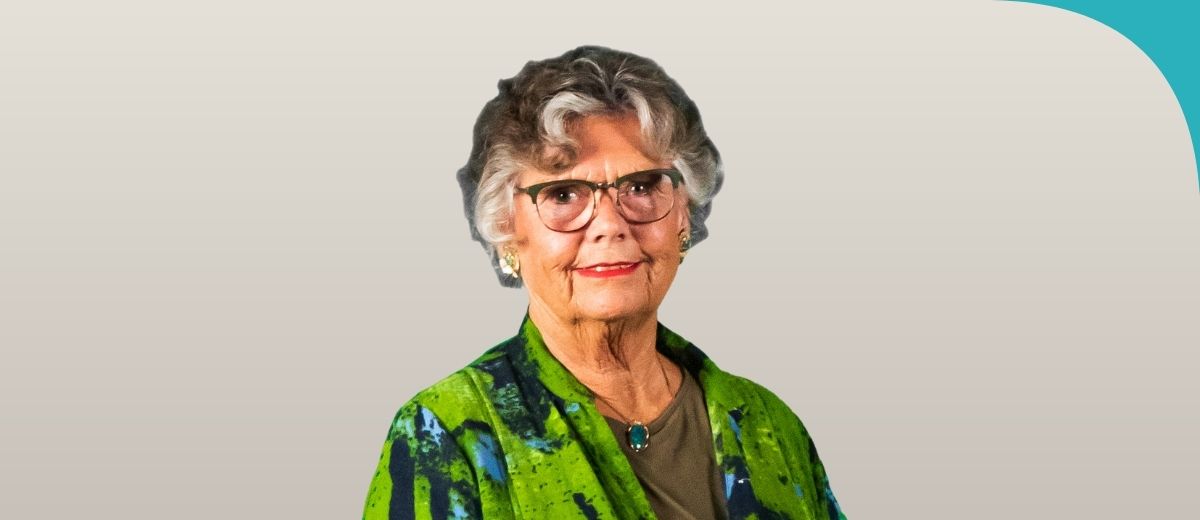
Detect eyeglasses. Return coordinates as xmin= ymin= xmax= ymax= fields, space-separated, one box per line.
xmin=515 ymin=168 xmax=684 ymax=232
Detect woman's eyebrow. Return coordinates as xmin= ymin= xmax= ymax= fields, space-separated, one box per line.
xmin=522 ymin=174 xmax=579 ymax=185
xmin=522 ymin=165 xmax=664 ymax=186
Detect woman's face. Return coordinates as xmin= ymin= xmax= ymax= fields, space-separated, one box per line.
xmin=509 ymin=114 xmax=689 ymax=324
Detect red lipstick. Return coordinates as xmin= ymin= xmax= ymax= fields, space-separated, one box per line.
xmin=574 ymin=262 xmax=641 ymax=278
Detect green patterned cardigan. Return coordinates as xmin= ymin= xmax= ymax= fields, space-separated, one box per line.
xmin=363 ymin=315 xmax=848 ymax=519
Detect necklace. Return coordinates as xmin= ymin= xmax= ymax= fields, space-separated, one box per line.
xmin=591 ymin=354 xmax=673 ymax=453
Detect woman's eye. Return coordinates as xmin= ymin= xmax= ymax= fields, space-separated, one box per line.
xmin=547 ymin=187 xmax=578 ymax=204
xmin=623 ymin=174 xmax=661 ymax=196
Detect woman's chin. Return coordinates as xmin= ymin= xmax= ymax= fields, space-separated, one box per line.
xmin=573 ymin=294 xmax=653 ymax=322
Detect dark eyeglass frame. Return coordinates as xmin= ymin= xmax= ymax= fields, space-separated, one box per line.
xmin=514 ymin=168 xmax=685 ymax=231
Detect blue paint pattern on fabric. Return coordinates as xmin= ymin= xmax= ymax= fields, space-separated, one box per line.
xmin=523 ymin=437 xmax=554 ymax=451
xmin=571 ymin=492 xmax=600 ymax=520
xmin=472 ymin=432 xmax=507 ymax=483
xmin=419 ymin=407 xmax=446 ymax=445
xmin=825 ymin=482 xmax=844 ymax=518
xmin=727 ymin=413 xmax=743 ymax=443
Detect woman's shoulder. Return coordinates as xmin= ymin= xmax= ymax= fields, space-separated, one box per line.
xmin=705 ymin=366 xmax=816 ymax=435
xmin=384 ymin=336 xmax=520 ymax=439
xmin=663 ymin=326 xmax=816 ymax=435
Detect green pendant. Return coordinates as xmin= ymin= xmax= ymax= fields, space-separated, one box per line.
xmin=626 ymin=421 xmax=649 ymax=452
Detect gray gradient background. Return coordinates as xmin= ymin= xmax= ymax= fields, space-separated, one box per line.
xmin=2 ymin=1 xmax=1197 ymax=518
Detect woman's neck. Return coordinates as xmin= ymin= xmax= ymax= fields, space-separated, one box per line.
xmin=528 ymin=302 xmax=680 ymax=423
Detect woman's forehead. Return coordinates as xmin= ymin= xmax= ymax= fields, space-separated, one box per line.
xmin=517 ymin=114 xmax=666 ymax=185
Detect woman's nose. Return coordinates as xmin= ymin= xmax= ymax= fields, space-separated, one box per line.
xmin=585 ymin=188 xmax=629 ymax=240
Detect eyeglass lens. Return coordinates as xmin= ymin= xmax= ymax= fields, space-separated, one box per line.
xmin=535 ymin=171 xmax=675 ymax=232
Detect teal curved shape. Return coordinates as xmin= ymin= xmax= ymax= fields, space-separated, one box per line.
xmin=1009 ymin=1 xmax=1199 ymax=189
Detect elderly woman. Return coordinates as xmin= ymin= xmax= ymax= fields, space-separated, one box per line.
xmin=363 ymin=46 xmax=847 ymax=520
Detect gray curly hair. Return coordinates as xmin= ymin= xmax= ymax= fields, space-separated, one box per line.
xmin=455 ymin=45 xmax=723 ymax=288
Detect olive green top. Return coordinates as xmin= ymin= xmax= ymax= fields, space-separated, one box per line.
xmin=602 ymin=366 xmax=728 ymax=519
xmin=363 ymin=313 xmax=848 ymax=519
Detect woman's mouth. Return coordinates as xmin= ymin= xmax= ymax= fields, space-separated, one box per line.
xmin=574 ymin=262 xmax=641 ymax=278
